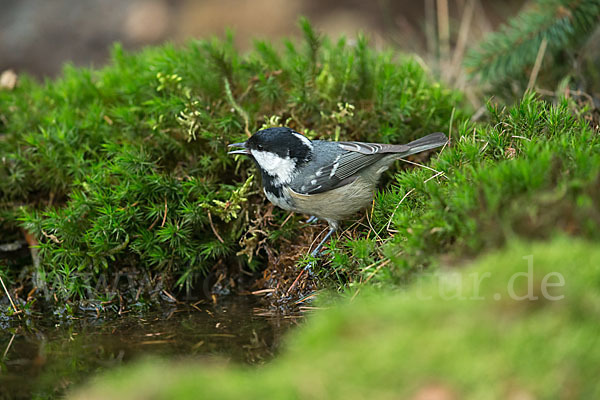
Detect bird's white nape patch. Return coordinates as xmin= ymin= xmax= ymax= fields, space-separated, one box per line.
xmin=251 ymin=150 xmax=296 ymax=183
xmin=292 ymin=131 xmax=313 ymax=150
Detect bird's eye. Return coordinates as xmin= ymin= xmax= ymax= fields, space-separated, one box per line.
xmin=257 ymin=144 xmax=264 ymax=150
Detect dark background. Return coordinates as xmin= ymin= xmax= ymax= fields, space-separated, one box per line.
xmin=0 ymin=0 xmax=525 ymax=78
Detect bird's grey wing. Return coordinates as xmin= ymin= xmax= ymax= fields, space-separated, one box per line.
xmin=294 ymin=147 xmax=387 ymax=195
xmin=293 ymin=134 xmax=447 ymax=195
xmin=336 ymin=141 xmax=411 ymax=155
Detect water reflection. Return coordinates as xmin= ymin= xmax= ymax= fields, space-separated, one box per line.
xmin=0 ymin=297 xmax=300 ymax=399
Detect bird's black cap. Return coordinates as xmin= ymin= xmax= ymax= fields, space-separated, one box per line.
xmin=229 ymin=127 xmax=313 ymax=164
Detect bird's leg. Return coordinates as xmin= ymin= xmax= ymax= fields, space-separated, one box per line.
xmin=310 ymin=227 xmax=336 ymax=257
xmin=304 ymin=227 xmax=336 ymax=271
xmin=305 ymin=215 xmax=318 ymax=224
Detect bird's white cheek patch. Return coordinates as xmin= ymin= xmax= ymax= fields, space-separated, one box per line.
xmin=251 ymin=150 xmax=296 ymax=183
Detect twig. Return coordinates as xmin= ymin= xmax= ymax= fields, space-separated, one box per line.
xmin=479 ymin=141 xmax=489 ymax=154
xmin=398 ymin=158 xmax=445 ymax=176
xmin=161 ymin=289 xmax=179 ymax=303
xmin=298 ymin=306 xmax=325 ymax=312
xmin=364 ymin=259 xmax=392 ymax=283
xmin=280 ymin=212 xmax=294 ymax=227
xmin=527 ymin=38 xmax=548 ymax=92
xmin=443 ymin=106 xmax=456 ymax=155
xmin=308 ymin=226 xmax=331 ymax=254
xmin=160 ymin=197 xmax=168 ymax=228
xmin=386 ymin=188 xmax=415 ymax=233
xmin=424 ymin=170 xmax=445 ymax=183
xmin=361 ymin=257 xmax=387 ymax=272
xmin=340 ymin=216 xmax=364 ymax=240
xmin=207 ymin=211 xmax=224 ymax=243
xmin=148 ymin=216 xmax=160 ymax=230
xmin=450 ymin=0 xmax=475 ymax=83
xmin=350 ymin=288 xmax=361 ymax=302
xmin=286 ymin=269 xmax=305 ymax=295
xmin=385 ymin=170 xmax=445 ymax=233
xmin=139 ymin=340 xmax=176 ymax=345
xmin=366 ymin=198 xmax=383 ymax=243
xmin=2 ymin=334 xmax=15 ymax=360
xmin=295 ymin=292 xmax=317 ymax=304
xmin=0 ymin=275 xmax=20 ymax=319
xmin=437 ymin=0 xmax=450 ymax=78
xmin=41 ymin=230 xmax=61 ymax=244
xmin=251 ymin=288 xmax=275 ymax=295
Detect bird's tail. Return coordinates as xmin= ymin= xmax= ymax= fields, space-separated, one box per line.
xmin=404 ymin=132 xmax=448 ymax=156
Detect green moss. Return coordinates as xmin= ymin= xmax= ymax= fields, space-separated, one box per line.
xmin=70 ymin=237 xmax=600 ymax=399
xmin=1 ymin=20 xmax=599 ymax=309
xmin=318 ymin=93 xmax=600 ymax=293
xmin=0 ymin=23 xmax=464 ymax=305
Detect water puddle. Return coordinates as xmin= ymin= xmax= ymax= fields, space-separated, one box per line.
xmin=0 ymin=297 xmax=301 ymax=399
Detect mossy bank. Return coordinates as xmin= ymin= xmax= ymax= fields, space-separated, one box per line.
xmin=0 ymin=21 xmax=463 ymax=312
xmin=1 ymin=20 xmax=599 ymax=315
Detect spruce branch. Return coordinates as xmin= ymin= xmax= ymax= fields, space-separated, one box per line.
xmin=465 ymin=0 xmax=600 ymax=83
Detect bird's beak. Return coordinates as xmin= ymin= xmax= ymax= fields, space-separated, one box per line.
xmin=227 ymin=142 xmax=250 ymax=155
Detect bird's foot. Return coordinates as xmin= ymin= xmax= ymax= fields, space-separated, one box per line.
xmin=303 ymin=260 xmax=316 ymax=275
xmin=305 ymin=215 xmax=318 ymax=224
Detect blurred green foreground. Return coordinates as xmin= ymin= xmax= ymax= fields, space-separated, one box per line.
xmin=71 ymin=237 xmax=600 ymax=399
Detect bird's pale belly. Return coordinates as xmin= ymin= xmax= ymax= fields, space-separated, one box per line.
xmin=277 ymin=177 xmax=376 ymax=227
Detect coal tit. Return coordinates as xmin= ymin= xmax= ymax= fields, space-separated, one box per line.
xmin=228 ymin=127 xmax=448 ymax=267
